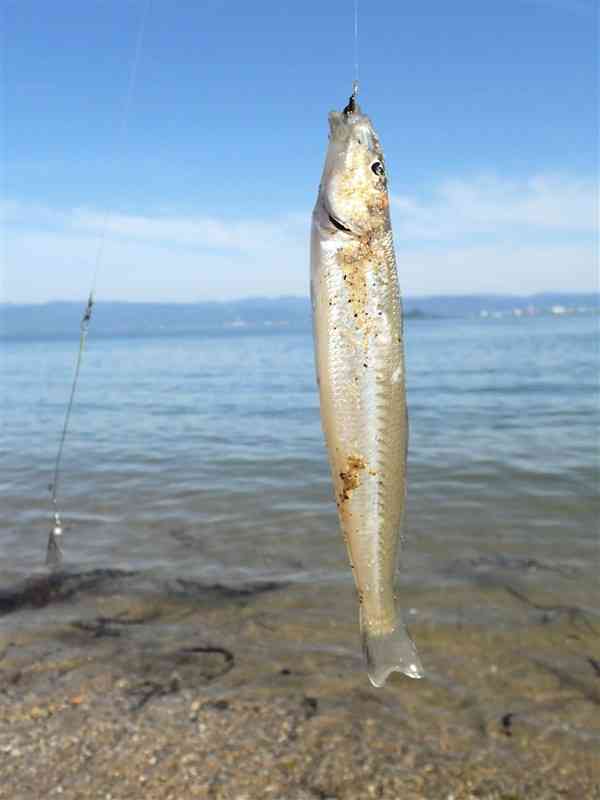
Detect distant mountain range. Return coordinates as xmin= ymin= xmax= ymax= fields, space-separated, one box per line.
xmin=1 ymin=293 xmax=597 ymax=339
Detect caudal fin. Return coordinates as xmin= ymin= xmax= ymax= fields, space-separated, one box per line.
xmin=360 ymin=608 xmax=423 ymax=687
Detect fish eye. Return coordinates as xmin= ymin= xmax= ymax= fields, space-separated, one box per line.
xmin=371 ymin=161 xmax=385 ymax=176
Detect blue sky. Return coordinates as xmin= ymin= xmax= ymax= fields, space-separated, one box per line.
xmin=2 ymin=0 xmax=598 ymax=302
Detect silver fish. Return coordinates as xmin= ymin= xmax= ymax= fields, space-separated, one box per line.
xmin=310 ymin=91 xmax=422 ymax=687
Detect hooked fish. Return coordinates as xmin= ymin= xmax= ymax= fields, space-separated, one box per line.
xmin=310 ymin=90 xmax=422 ymax=687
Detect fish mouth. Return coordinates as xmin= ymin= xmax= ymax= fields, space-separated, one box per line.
xmin=343 ymin=81 xmax=361 ymax=116
xmin=327 ymin=212 xmax=353 ymax=234
xmin=343 ymin=92 xmax=359 ymax=116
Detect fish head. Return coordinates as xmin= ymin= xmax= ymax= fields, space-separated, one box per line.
xmin=317 ymin=96 xmax=389 ymax=237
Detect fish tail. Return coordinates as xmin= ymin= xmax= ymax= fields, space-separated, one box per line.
xmin=360 ymin=607 xmax=423 ymax=687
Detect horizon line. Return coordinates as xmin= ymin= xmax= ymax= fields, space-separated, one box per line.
xmin=2 ymin=289 xmax=599 ymax=307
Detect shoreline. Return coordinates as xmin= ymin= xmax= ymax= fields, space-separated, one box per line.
xmin=1 ymin=570 xmax=598 ymax=799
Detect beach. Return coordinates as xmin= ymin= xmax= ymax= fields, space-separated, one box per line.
xmin=1 ymin=566 xmax=598 ymax=800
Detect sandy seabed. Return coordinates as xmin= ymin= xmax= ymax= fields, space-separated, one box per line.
xmin=0 ymin=568 xmax=599 ymax=800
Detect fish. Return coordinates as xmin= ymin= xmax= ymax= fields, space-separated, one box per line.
xmin=310 ymin=90 xmax=423 ymax=687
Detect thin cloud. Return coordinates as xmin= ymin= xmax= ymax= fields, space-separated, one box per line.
xmin=70 ymin=209 xmax=304 ymax=252
xmin=398 ymin=242 xmax=596 ymax=296
xmin=2 ymin=171 xmax=597 ymax=302
xmin=2 ymin=223 xmax=309 ymax=303
xmin=392 ymin=174 xmax=597 ymax=242
xmin=516 ymin=0 xmax=597 ymax=17
xmin=1 ymin=201 xmax=304 ymax=253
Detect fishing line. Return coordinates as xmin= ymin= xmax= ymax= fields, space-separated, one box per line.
xmin=46 ymin=0 xmax=152 ymax=567
xmin=353 ymin=0 xmax=359 ymax=96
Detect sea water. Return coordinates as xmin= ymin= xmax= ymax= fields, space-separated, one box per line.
xmin=1 ymin=314 xmax=598 ymax=620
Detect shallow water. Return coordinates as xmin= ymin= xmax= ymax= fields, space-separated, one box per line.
xmin=1 ymin=314 xmax=598 ymax=625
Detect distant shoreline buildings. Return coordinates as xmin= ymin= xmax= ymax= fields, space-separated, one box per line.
xmin=479 ymin=303 xmax=597 ymax=319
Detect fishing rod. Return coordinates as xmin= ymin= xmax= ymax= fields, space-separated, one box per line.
xmin=46 ymin=0 xmax=152 ymax=567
